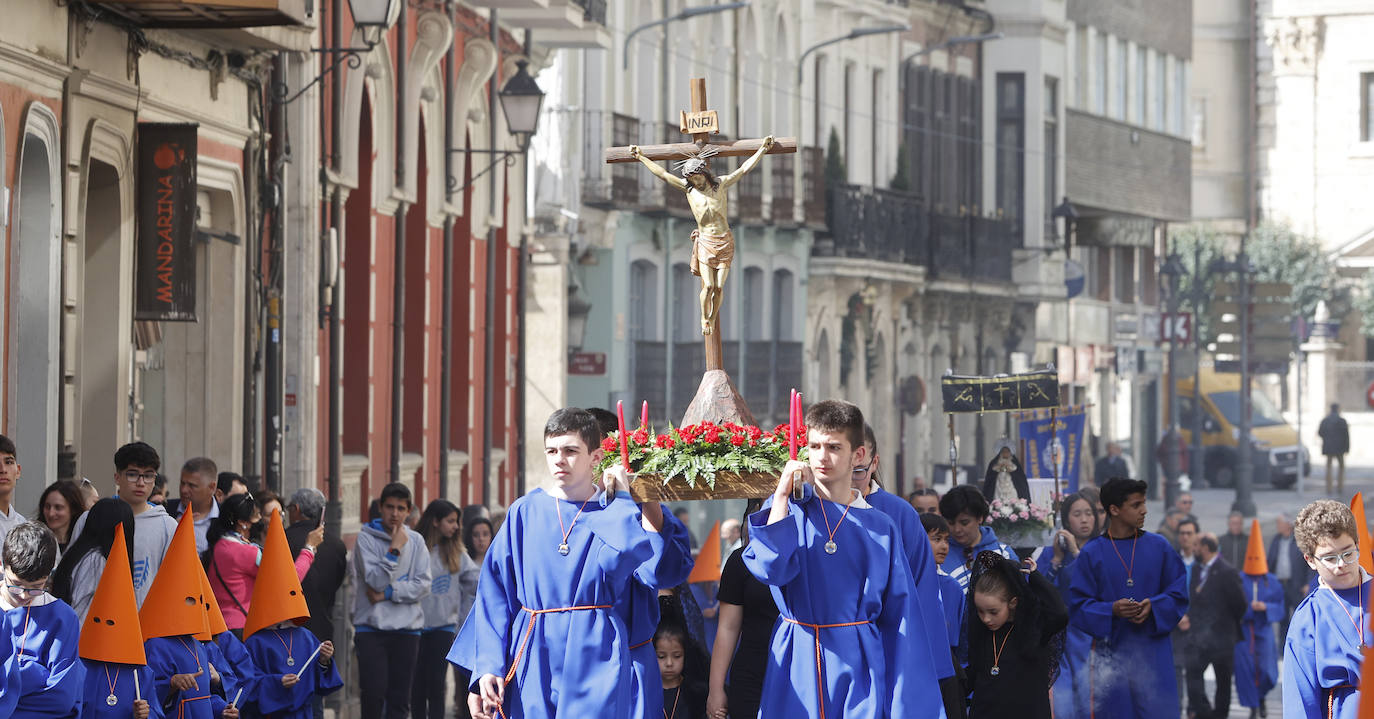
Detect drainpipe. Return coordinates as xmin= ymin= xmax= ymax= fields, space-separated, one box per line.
xmin=264 ymin=54 xmax=288 ymax=494
xmin=516 ymin=28 xmax=531 ymax=495
xmin=326 ymin=0 xmax=344 ymax=536
xmin=480 ymin=10 xmax=498 ymax=506
xmin=439 ymin=2 xmax=456 ymax=499
xmin=390 ymin=1 xmax=409 ymax=485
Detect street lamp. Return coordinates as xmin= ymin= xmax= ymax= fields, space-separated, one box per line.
xmin=797 ymin=24 xmax=912 ymax=86
xmin=1051 ymin=197 xmax=1079 ymax=249
xmin=567 ymin=281 xmax=593 ymax=351
xmin=623 ymin=2 xmax=750 ymax=69
xmin=902 ymin=32 xmax=1004 ymax=63
xmin=1158 ymin=252 xmax=1187 ymax=509
xmin=349 ymin=0 xmax=400 ymax=46
xmin=448 ymin=60 xmax=547 ymax=193
xmin=276 ymin=0 xmax=399 ymax=105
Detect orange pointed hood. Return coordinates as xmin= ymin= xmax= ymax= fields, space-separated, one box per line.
xmin=1353 ymin=493 xmax=1374 ymax=576
xmin=139 ymin=509 xmax=210 ymax=640
xmin=687 ymin=521 xmax=722 ymax=584
xmin=243 ymin=508 xmax=310 ymax=639
xmin=1242 ymin=518 xmax=1269 ymax=576
xmin=194 ymin=560 xmax=229 ymax=641
xmin=78 ymin=526 xmax=147 ymax=665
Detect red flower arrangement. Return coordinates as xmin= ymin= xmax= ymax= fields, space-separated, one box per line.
xmin=596 ymin=421 xmax=808 ymax=489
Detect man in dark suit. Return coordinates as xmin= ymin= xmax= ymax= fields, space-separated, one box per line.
xmin=284 ymin=487 xmax=348 ymax=719
xmin=1182 ymin=532 xmax=1247 ymax=719
xmin=1266 ymin=511 xmax=1314 ymax=644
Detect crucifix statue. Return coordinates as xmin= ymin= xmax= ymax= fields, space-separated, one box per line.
xmin=605 ymin=77 xmax=796 ymax=426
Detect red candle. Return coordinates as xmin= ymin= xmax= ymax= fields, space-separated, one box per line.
xmin=788 ymin=389 xmax=798 ymax=461
xmin=616 ymin=401 xmax=631 ymax=471
xmin=640 ymin=400 xmax=649 ymax=431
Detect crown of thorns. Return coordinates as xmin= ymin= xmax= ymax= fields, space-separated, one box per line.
xmin=674 ymin=145 xmax=721 ymax=176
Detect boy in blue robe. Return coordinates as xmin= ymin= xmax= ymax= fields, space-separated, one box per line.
xmin=1235 ymin=571 xmax=1283 ymax=716
xmin=1 ymin=521 xmax=86 ymax=718
xmin=1066 ymin=478 xmax=1188 ymax=719
xmin=1283 ymin=499 xmax=1367 ymax=719
xmin=193 ymin=571 xmax=259 ymax=713
xmin=141 ymin=511 xmax=237 ymax=719
xmin=449 ymin=408 xmax=656 ymax=719
xmin=745 ymin=400 xmax=944 ymax=719
xmin=242 ymin=508 xmax=342 ymax=719
xmin=77 ymin=523 xmax=157 ymax=719
xmin=855 ymin=424 xmax=955 ymax=689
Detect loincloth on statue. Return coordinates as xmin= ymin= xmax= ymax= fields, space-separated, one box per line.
xmin=690 ymin=229 xmax=735 ymax=276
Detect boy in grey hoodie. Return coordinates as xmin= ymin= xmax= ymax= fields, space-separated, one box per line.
xmin=69 ymin=441 xmax=180 ymax=606
xmin=352 ymin=482 xmax=431 ymax=719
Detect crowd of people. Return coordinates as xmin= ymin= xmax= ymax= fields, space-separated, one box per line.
xmin=0 ymin=399 xmax=1362 ymax=718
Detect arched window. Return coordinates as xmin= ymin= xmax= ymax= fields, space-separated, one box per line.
xmin=630 ymin=260 xmax=659 ymax=340
xmin=772 ymin=269 xmax=794 ymax=341
xmin=742 ymin=267 xmax=766 ymax=341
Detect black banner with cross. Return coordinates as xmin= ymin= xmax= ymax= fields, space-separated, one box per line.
xmin=940 ymin=370 xmax=1060 ymax=414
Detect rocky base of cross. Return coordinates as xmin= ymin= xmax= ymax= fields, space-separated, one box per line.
xmin=681 ymin=369 xmax=757 ymax=428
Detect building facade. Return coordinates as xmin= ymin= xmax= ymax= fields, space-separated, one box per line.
xmin=984 ymin=0 xmax=1193 ymax=486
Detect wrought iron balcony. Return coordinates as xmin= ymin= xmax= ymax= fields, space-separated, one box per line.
xmin=736 ymin=165 xmax=763 ymax=225
xmin=820 ymin=183 xmax=927 ymax=264
xmin=802 ymin=147 xmax=827 ymax=228
xmin=817 ymin=186 xmax=1016 ymax=282
xmin=89 ymin=0 xmax=306 ymax=27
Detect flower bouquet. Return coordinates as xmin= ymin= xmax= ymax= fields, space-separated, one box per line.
xmin=985 ymin=497 xmax=1055 ymax=551
xmin=595 ymin=421 xmax=808 ymax=501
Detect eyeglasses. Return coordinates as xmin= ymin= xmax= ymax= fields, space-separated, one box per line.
xmin=4 ymin=583 xmax=44 ymax=598
xmin=121 ymin=471 xmax=158 ymax=486
xmin=852 ymin=465 xmax=872 ymax=477
xmin=1314 ymin=548 xmax=1360 ymax=569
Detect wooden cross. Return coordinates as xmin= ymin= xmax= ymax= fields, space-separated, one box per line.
xmin=604 ymin=78 xmax=795 ymax=429
xmin=604 ymin=78 xmax=797 ymax=163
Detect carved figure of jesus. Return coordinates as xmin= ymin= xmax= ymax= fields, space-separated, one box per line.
xmin=629 ymin=135 xmax=775 ymax=336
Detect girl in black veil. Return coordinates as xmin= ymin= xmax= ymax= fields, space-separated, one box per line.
xmin=966 ymin=551 xmax=1068 ymax=719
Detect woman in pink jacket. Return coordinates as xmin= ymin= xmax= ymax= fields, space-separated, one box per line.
xmin=203 ymin=493 xmax=323 ymax=635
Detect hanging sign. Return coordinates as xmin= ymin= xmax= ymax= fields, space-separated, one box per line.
xmin=135 ymin=123 xmax=198 ymax=321
xmin=941 ymin=369 xmax=1060 ymax=414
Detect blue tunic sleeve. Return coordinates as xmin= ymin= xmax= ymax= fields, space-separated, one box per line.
xmin=211 ymin=632 xmax=260 ymax=706
xmin=1143 ymin=537 xmax=1189 ymax=636
xmin=1066 ymin=541 xmax=1116 ymax=640
xmin=1242 ymin=575 xmax=1285 ymax=625
xmin=878 ymin=529 xmax=945 ymax=719
xmin=633 ymin=503 xmax=693 ymax=590
xmin=12 ymin=601 xmax=85 ymax=716
xmin=1282 ymin=597 xmax=1323 ymax=719
xmin=870 ymin=490 xmax=954 ymax=681
xmin=741 ymin=496 xmax=803 ymax=587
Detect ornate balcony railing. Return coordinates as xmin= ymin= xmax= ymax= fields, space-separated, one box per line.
xmin=802 ymin=147 xmax=826 ymax=227
xmin=770 ymin=153 xmax=795 ymax=224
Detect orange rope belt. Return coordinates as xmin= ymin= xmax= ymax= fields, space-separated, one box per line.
xmin=491 ymin=604 xmax=615 ymax=719
xmin=781 ymin=616 xmax=873 ymax=719
xmin=1329 ymin=683 xmax=1353 ymax=719
xmin=629 ymin=637 xmax=654 ymax=651
xmin=504 ymin=604 xmax=614 ymax=684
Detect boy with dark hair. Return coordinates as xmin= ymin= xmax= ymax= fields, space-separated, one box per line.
xmin=1067 ymin=477 xmax=1188 ymax=719
xmin=922 ymin=511 xmax=967 ymax=714
xmin=0 ymin=434 xmax=27 ymax=545
xmin=745 ymin=399 xmax=943 ymax=718
xmin=1283 ymin=499 xmax=1366 ymax=718
xmin=71 ymin=442 xmax=179 ymax=606
xmin=351 ymin=482 xmax=431 ymax=719
xmin=939 ymin=484 xmax=1018 ymax=590
xmin=2 ymin=521 xmax=85 ymax=715
xmin=0 ymin=437 xmax=25 ymax=549
xmin=451 ymin=407 xmax=657 ymax=719
xmin=854 ymin=424 xmax=958 ymax=710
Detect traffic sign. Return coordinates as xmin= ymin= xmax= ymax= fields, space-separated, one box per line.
xmin=1160 ymin=312 xmax=1192 ymax=343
